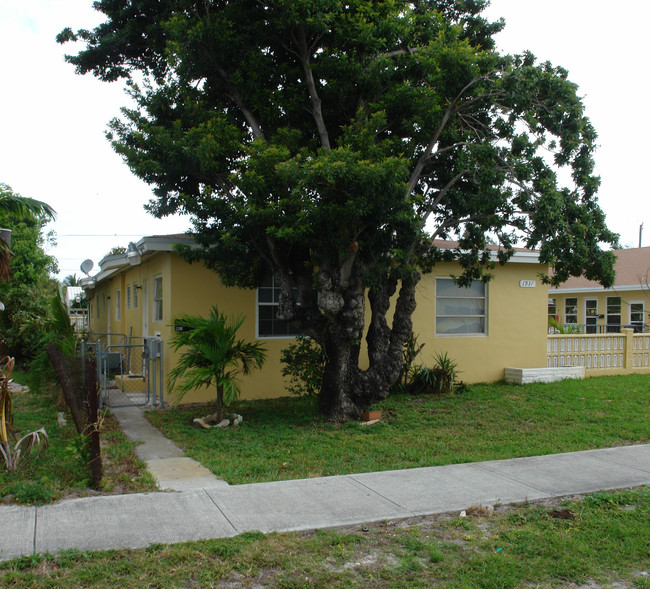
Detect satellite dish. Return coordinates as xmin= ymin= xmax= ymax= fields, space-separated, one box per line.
xmin=80 ymin=259 xmax=94 ymax=276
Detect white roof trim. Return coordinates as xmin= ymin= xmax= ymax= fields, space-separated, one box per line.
xmin=550 ymin=284 xmax=644 ymax=294
xmin=137 ymin=235 xmax=197 ymax=254
xmin=504 ymin=251 xmax=541 ymax=264
xmin=83 ymin=235 xmax=196 ymax=289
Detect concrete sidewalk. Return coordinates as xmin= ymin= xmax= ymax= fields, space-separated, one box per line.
xmin=1 ymin=398 xmax=649 ymax=562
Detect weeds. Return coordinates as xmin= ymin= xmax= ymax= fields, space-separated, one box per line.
xmin=0 ymin=377 xmax=156 ymax=504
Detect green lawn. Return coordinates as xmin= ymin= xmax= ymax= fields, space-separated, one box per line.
xmin=2 ymin=374 xmax=649 ymax=586
xmin=146 ymin=374 xmax=650 ymax=485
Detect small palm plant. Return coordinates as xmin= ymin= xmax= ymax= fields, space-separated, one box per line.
xmin=168 ymin=306 xmax=267 ymax=422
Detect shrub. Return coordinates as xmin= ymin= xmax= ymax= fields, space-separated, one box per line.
xmin=407 ymin=352 xmax=459 ymax=395
xmin=280 ymin=336 xmax=325 ymax=397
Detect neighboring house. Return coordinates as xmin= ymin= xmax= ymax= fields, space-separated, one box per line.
xmin=64 ymin=286 xmax=89 ymax=333
xmin=81 ymin=234 xmax=549 ymax=404
xmin=549 ymin=247 xmax=650 ymax=334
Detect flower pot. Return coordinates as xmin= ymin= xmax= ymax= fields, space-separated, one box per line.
xmin=362 ymin=410 xmax=382 ymax=421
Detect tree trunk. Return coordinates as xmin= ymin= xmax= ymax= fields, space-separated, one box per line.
xmin=318 ymin=336 xmax=364 ymax=420
xmin=216 ymin=385 xmax=224 ymax=422
xmin=316 ymin=269 xmax=420 ymax=421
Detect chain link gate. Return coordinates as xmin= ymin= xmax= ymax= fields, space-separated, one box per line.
xmin=82 ymin=337 xmax=164 ymax=408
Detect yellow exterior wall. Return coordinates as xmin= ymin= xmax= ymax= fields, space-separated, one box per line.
xmin=87 ymin=282 xmax=109 ymax=337
xmin=412 ymin=261 xmax=548 ymax=383
xmin=164 ymin=256 xmax=292 ymax=404
xmin=86 ymin=251 xmax=549 ymax=405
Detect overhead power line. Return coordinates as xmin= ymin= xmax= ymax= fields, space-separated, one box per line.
xmin=54 ymin=234 xmax=144 ymax=237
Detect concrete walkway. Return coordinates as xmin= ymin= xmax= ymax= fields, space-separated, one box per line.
xmin=1 ymin=398 xmax=649 ymax=562
xmin=109 ymin=389 xmax=228 ymax=491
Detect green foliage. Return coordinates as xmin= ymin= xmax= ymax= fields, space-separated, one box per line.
xmin=405 ymin=351 xmax=459 ymax=395
xmin=0 ymin=376 xmax=156 ymax=504
xmin=407 ymin=365 xmax=440 ymax=396
xmin=168 ymin=306 xmax=267 ymax=419
xmin=3 ymin=478 xmax=55 ymax=504
xmin=280 ymin=336 xmax=325 ymax=397
xmin=59 ymin=2 xmax=617 ymax=287
xmin=0 ymin=183 xmax=55 ymax=222
xmin=105 ymin=246 xmax=126 ymax=256
xmin=23 ymin=292 xmax=82 ymax=393
xmin=393 ymin=332 xmax=425 ymax=393
xmin=61 ymin=274 xmax=80 ymax=287
xmin=548 ymin=316 xmax=582 ymax=334
xmin=0 ymin=191 xmax=58 ymax=360
xmin=47 ymin=292 xmax=77 ymax=354
xmin=60 ymin=2 xmax=618 ymax=416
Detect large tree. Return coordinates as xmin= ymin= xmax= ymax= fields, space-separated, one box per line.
xmin=59 ymin=0 xmax=617 ymax=420
xmin=0 ymin=184 xmax=55 ymax=281
xmin=0 ymin=209 xmax=59 ymax=359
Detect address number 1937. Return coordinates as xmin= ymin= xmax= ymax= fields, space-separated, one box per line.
xmin=520 ymin=280 xmax=536 ymax=288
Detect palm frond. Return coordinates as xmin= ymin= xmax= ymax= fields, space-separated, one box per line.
xmin=167 ymin=305 xmax=266 ymax=409
xmin=0 ymin=188 xmax=56 ymax=221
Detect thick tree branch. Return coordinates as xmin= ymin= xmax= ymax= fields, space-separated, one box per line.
xmin=295 ymin=26 xmax=331 ymax=150
xmin=406 ymin=72 xmax=500 ymax=196
xmin=418 ymin=171 xmax=466 ymax=230
xmin=429 ymin=214 xmax=484 ymax=242
xmin=216 ymin=66 xmax=266 ymax=141
xmin=263 ymin=235 xmax=298 ymax=323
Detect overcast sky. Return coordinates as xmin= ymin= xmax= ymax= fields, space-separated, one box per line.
xmin=0 ymin=0 xmax=648 ymax=280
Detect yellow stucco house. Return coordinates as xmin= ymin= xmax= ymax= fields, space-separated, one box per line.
xmin=81 ymin=234 xmax=549 ymax=404
xmin=549 ymin=247 xmax=650 ymax=334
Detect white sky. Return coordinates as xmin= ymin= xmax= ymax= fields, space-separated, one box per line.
xmin=0 ymin=0 xmax=648 ymax=281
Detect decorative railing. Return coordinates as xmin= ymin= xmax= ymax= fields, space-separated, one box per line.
xmin=548 ymin=323 xmax=648 ymax=335
xmin=547 ymin=329 xmax=650 ymax=372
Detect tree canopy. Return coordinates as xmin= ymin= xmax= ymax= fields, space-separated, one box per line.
xmin=1 ymin=184 xmax=55 ymax=282
xmin=0 ymin=198 xmax=58 ymax=359
xmin=60 ymin=0 xmax=618 ymax=419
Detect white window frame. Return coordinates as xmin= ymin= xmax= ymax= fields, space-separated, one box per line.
xmin=564 ymin=297 xmax=578 ymax=324
xmin=126 ymin=285 xmax=131 ymax=310
xmin=629 ymin=301 xmax=645 ymax=330
xmin=153 ymin=276 xmax=163 ymax=323
xmin=606 ymin=296 xmax=621 ymax=333
xmin=435 ymin=277 xmax=487 ymax=337
xmin=548 ymin=298 xmax=557 ymax=321
xmin=584 ymin=298 xmax=598 ymax=334
xmin=133 ymin=283 xmax=139 ymax=309
xmin=256 ymin=274 xmax=302 ymax=339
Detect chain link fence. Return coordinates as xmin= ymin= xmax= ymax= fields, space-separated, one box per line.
xmin=82 ymin=334 xmax=164 ymax=408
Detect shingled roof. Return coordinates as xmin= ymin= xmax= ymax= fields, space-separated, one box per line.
xmin=551 ymin=247 xmax=650 ymax=292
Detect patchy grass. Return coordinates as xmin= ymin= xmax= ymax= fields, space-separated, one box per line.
xmin=0 ymin=378 xmax=157 ymax=505
xmin=146 ymin=374 xmax=650 ymax=484
xmin=1 ymin=487 xmax=648 ymax=588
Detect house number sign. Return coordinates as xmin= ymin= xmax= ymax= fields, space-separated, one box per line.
xmin=519 ymin=280 xmax=536 ymax=288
